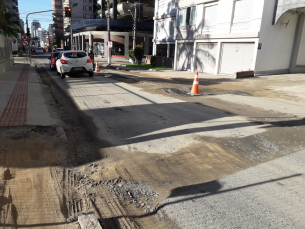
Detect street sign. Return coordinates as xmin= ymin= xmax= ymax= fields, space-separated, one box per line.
xmin=108 ymin=41 xmax=113 ymax=48
xmin=21 ymin=34 xmax=28 ymax=40
xmin=22 ymin=40 xmax=29 ymax=46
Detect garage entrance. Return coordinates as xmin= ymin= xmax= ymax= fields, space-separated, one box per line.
xmin=219 ymin=43 xmax=255 ymax=74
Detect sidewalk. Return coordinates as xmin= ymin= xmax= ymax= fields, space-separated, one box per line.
xmin=94 ymin=56 xmax=237 ymax=80
xmin=0 ymin=57 xmax=59 ymax=127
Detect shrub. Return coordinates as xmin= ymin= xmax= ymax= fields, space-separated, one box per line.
xmin=128 ymin=48 xmax=134 ymax=59
xmin=150 ymin=55 xmax=157 ymax=68
xmin=134 ymin=44 xmax=144 ymax=65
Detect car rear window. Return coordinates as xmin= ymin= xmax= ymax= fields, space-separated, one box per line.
xmin=63 ymin=52 xmax=87 ymax=58
xmin=37 ymin=48 xmax=41 ymax=50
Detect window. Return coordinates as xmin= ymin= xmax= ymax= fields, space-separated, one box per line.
xmin=177 ymin=6 xmax=196 ymax=26
xmin=203 ymin=3 xmax=218 ymax=31
xmin=64 ymin=52 xmax=87 ymax=58
xmin=231 ymin=0 xmax=252 ymax=31
xmin=89 ymin=7 xmax=92 ymax=10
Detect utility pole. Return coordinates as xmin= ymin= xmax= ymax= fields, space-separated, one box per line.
xmin=69 ymin=0 xmax=73 ymax=50
xmin=129 ymin=3 xmax=142 ymax=49
xmin=133 ymin=5 xmax=137 ymax=49
xmin=107 ymin=0 xmax=111 ymax=65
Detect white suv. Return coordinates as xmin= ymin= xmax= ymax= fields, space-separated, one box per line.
xmin=55 ymin=50 xmax=94 ymax=79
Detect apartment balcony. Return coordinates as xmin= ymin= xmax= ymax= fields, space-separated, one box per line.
xmin=106 ymin=3 xmax=154 ymax=19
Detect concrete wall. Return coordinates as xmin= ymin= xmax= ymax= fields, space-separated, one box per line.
xmin=154 ymin=0 xmax=176 ymax=43
xmin=296 ymin=20 xmax=305 ymax=65
xmin=255 ymin=0 xmax=298 ymax=73
xmin=0 ymin=35 xmax=13 ymax=75
xmin=175 ymin=0 xmax=264 ymax=40
xmin=0 ymin=59 xmax=14 ymax=75
xmin=275 ymin=0 xmax=305 ymax=24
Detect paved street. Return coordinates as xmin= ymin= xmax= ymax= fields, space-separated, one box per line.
xmin=30 ymin=54 xmax=305 ymax=228
xmin=0 ymin=54 xmax=304 ymax=228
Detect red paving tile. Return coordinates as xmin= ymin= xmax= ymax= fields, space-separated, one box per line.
xmin=0 ymin=65 xmax=29 ymax=127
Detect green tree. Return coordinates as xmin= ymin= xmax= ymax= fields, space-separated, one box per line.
xmin=0 ymin=0 xmax=22 ymax=37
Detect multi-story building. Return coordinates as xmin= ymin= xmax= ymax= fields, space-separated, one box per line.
xmin=37 ymin=28 xmax=49 ymax=46
xmin=153 ymin=0 xmax=305 ymax=75
xmin=48 ymin=24 xmax=54 ymax=36
xmin=4 ymin=0 xmax=21 ymax=27
xmin=31 ymin=20 xmax=41 ymax=38
xmin=19 ymin=19 xmax=24 ymax=31
xmin=51 ymin=0 xmax=64 ymax=46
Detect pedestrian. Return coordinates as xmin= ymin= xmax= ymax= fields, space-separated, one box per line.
xmin=89 ymin=49 xmax=94 ymax=69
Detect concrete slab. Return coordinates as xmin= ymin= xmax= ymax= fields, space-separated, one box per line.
xmin=78 ymin=212 xmax=102 ymax=229
xmin=160 ymin=149 xmax=305 ymax=228
xmin=211 ymin=94 xmax=305 ymax=118
xmin=27 ymin=68 xmax=59 ymax=126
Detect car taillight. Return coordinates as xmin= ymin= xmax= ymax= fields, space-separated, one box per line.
xmin=87 ymin=59 xmax=93 ymax=63
xmin=61 ymin=60 xmax=68 ymax=64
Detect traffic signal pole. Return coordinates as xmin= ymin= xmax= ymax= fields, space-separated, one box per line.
xmin=26 ymin=10 xmax=53 ymax=64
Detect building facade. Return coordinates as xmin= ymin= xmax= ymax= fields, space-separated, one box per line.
xmin=153 ymin=0 xmax=305 ymax=75
xmin=31 ymin=20 xmax=41 ymax=38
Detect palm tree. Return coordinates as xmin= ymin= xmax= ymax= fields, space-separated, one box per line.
xmin=0 ymin=0 xmax=22 ymax=37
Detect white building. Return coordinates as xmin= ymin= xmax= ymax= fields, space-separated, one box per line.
xmin=37 ymin=28 xmax=49 ymax=46
xmin=153 ymin=0 xmax=305 ymax=75
xmin=63 ymin=0 xmax=94 ymax=37
xmin=31 ymin=20 xmax=41 ymax=38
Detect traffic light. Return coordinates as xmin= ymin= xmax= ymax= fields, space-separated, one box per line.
xmin=65 ymin=7 xmax=71 ymax=17
xmin=27 ymin=27 xmax=30 ymax=36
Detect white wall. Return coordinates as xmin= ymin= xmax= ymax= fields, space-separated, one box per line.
xmin=175 ymin=0 xmax=264 ymax=38
xmin=154 ymin=0 xmax=176 ymax=43
xmin=296 ymin=20 xmax=305 ymax=66
xmin=155 ymin=18 xmax=175 ymax=41
xmin=255 ymin=0 xmax=298 ymax=72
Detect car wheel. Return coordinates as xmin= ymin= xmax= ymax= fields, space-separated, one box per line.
xmin=89 ymin=71 xmax=93 ymax=77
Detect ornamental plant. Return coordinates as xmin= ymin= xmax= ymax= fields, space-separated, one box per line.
xmin=134 ymin=44 xmax=144 ymax=65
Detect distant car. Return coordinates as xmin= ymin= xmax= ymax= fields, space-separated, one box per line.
xmin=35 ymin=47 xmax=43 ymax=54
xmin=55 ymin=50 xmax=94 ymax=79
xmin=55 ymin=48 xmax=64 ymax=52
xmin=48 ymin=52 xmax=60 ymax=71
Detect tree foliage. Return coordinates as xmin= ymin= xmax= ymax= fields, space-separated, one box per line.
xmin=0 ymin=0 xmax=21 ymax=37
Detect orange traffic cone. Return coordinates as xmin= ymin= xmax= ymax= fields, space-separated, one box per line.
xmin=94 ymin=61 xmax=100 ymax=72
xmin=188 ymin=72 xmax=200 ymax=96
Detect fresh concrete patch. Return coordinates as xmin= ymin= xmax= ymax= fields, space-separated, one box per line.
xmin=78 ymin=212 xmax=102 ymax=229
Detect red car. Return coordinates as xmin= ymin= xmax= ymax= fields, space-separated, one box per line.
xmin=48 ymin=52 xmax=60 ymax=71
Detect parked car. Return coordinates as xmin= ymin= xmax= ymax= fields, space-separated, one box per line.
xmin=48 ymin=52 xmax=60 ymax=71
xmin=35 ymin=47 xmax=43 ymax=54
xmin=55 ymin=50 xmax=94 ymax=79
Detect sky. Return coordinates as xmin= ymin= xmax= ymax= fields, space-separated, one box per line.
xmin=19 ymin=0 xmax=53 ymax=31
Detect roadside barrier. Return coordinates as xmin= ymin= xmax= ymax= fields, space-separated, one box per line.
xmin=95 ymin=61 xmax=100 ymax=72
xmin=188 ymin=72 xmax=200 ymax=96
